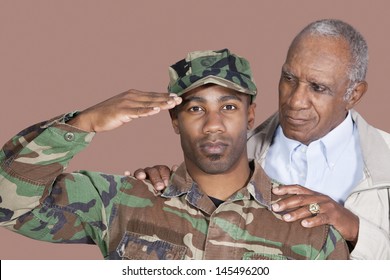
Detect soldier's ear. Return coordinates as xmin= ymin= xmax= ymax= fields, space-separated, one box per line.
xmin=247 ymin=102 xmax=256 ymax=130
xmin=170 ymin=110 xmax=180 ymax=135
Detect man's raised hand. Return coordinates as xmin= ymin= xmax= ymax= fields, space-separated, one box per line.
xmin=68 ymin=89 xmax=181 ymax=132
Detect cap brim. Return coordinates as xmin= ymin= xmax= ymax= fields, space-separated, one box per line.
xmin=171 ymin=74 xmax=257 ymax=99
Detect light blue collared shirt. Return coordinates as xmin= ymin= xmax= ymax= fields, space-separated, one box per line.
xmin=264 ymin=111 xmax=364 ymax=204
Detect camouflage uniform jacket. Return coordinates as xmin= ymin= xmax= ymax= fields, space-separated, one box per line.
xmin=0 ymin=114 xmax=349 ymax=260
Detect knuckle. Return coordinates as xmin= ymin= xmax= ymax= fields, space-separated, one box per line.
xmin=143 ymin=102 xmax=153 ymax=108
xmin=122 ymin=90 xmax=136 ymax=98
xmin=144 ymin=167 xmax=155 ymax=174
xmin=327 ymin=201 xmax=337 ymax=211
xmin=156 ymin=165 xmax=170 ymax=172
xmin=319 ymin=213 xmax=329 ymax=224
xmin=136 ymin=107 xmax=143 ymax=114
xmin=295 ymin=195 xmax=305 ymax=203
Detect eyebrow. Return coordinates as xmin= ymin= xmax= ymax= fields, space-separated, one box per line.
xmin=220 ymin=94 xmax=242 ymax=102
xmin=282 ymin=67 xmax=332 ymax=88
xmin=181 ymin=96 xmax=205 ymax=104
xmin=281 ymin=68 xmax=296 ymax=78
xmin=182 ymin=94 xmax=243 ymax=105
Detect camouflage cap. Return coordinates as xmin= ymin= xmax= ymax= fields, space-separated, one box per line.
xmin=168 ymin=49 xmax=257 ymax=100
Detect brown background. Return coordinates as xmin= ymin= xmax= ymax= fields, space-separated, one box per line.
xmin=1 ymin=0 xmax=389 ymax=259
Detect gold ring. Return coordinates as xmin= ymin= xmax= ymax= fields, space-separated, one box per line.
xmin=308 ymin=203 xmax=320 ymax=215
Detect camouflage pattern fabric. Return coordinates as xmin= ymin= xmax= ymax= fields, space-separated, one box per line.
xmin=168 ymin=49 xmax=257 ymax=101
xmin=0 ymin=114 xmax=349 ymax=259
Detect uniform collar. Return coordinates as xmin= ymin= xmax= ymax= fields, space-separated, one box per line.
xmin=161 ymin=161 xmax=275 ymax=215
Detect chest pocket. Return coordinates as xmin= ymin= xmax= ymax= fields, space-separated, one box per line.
xmin=116 ymin=231 xmax=187 ymax=260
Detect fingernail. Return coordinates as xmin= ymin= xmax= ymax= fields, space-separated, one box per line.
xmin=156 ymin=182 xmax=164 ymax=190
xmin=301 ymin=220 xmax=309 ymax=227
xmin=173 ymin=96 xmax=182 ymax=104
xmin=137 ymin=172 xmax=146 ymax=180
xmin=164 ymin=179 xmax=169 ymax=186
xmin=283 ymin=214 xmax=291 ymax=221
xmin=272 ymin=203 xmax=280 ymax=211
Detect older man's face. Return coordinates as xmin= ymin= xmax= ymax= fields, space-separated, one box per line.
xmin=278 ymin=35 xmax=354 ymax=145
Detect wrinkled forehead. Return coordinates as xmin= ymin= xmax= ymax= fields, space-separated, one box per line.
xmin=285 ymin=35 xmax=352 ymax=81
xmin=288 ymin=34 xmax=351 ymax=63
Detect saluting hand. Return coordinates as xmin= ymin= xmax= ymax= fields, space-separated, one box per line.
xmin=68 ymin=89 xmax=182 ymax=132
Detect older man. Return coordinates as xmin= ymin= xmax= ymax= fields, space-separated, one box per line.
xmin=136 ymin=19 xmax=390 ymax=259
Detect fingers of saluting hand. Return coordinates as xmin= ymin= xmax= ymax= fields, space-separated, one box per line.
xmin=77 ymin=90 xmax=182 ymax=132
xmin=119 ymin=90 xmax=182 ymax=117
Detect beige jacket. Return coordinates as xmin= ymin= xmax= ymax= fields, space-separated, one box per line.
xmin=247 ymin=110 xmax=390 ymax=260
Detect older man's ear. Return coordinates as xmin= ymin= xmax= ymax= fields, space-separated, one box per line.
xmin=346 ymin=81 xmax=368 ymax=110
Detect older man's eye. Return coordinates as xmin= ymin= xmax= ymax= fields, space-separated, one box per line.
xmin=282 ymin=72 xmax=295 ymax=83
xmin=310 ymin=83 xmax=327 ymax=93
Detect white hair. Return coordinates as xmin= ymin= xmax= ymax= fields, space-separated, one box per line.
xmin=293 ymin=19 xmax=368 ymax=99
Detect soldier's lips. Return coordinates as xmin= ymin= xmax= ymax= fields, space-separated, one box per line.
xmin=200 ymin=142 xmax=228 ymax=154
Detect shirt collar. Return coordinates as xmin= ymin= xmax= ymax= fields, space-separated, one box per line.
xmin=162 ymin=162 xmax=218 ymax=215
xmin=275 ymin=125 xmax=304 ymax=168
xmin=276 ymin=111 xmax=354 ymax=169
xmin=320 ymin=111 xmax=354 ymax=169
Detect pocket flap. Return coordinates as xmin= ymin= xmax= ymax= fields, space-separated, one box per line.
xmin=117 ymin=231 xmax=187 ymax=260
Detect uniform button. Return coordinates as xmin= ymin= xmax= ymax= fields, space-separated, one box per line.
xmin=64 ymin=132 xmax=75 ymax=141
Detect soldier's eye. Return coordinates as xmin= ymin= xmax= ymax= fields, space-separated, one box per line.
xmin=222 ymin=104 xmax=237 ymax=111
xmin=189 ymin=106 xmax=204 ymax=112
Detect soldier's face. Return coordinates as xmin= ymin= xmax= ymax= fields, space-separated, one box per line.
xmin=172 ymin=85 xmax=255 ymax=175
xmin=278 ymin=35 xmax=356 ymax=145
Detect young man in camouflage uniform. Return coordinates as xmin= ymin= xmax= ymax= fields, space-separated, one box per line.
xmin=0 ymin=49 xmax=349 ymax=259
